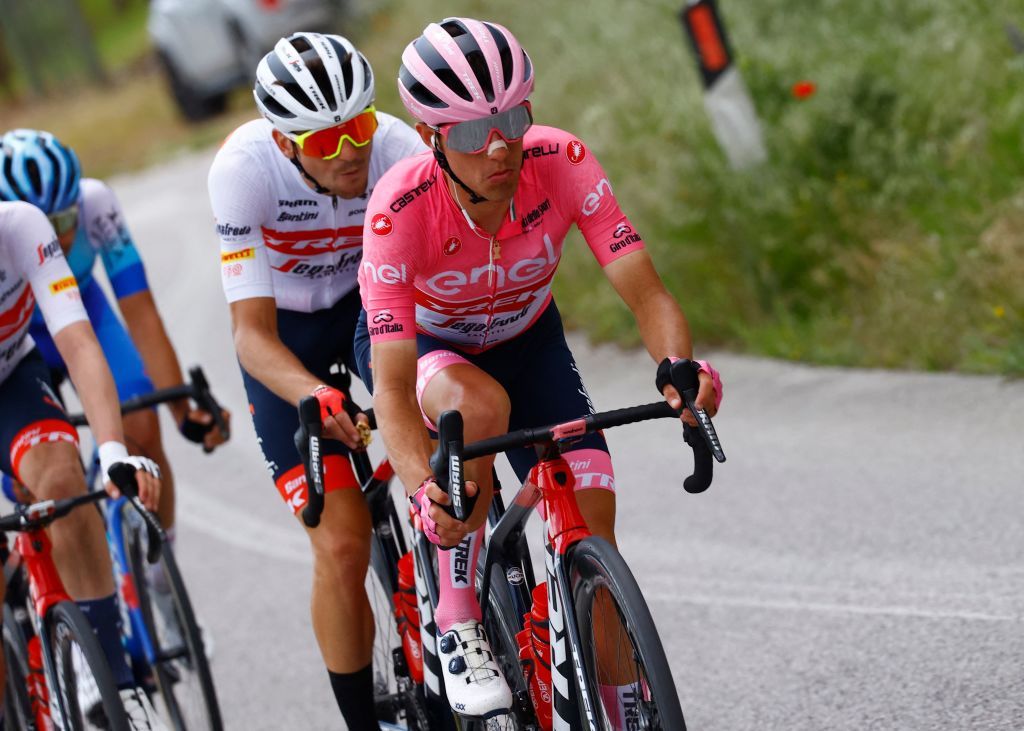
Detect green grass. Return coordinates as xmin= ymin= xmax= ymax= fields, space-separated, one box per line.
xmin=3 ymin=0 xmax=1022 ymax=374
xmin=356 ymin=0 xmax=1024 ymax=374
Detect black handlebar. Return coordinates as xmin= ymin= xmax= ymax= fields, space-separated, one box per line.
xmin=0 ymin=465 xmax=164 ymax=564
xmin=108 ymin=463 xmax=165 ymax=564
xmin=432 ymin=358 xmax=726 ymax=499
xmin=188 ymin=366 xmax=231 ymax=452
xmin=428 ymin=411 xmax=469 ymax=521
xmin=68 ymin=366 xmax=230 ymax=453
xmin=296 ymin=397 xmax=326 ymax=529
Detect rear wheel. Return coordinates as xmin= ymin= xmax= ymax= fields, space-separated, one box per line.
xmin=122 ymin=509 xmax=222 ymax=729
xmin=569 ymin=537 xmax=686 ymax=731
xmin=48 ymin=601 xmax=130 ymax=731
xmin=3 ymin=603 xmax=35 ymax=729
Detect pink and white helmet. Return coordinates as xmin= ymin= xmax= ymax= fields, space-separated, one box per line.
xmin=398 ymin=18 xmax=534 ymax=126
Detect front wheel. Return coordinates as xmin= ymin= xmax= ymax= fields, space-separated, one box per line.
xmin=569 ymin=537 xmax=686 ymax=731
xmin=3 ymin=603 xmax=35 ymax=728
xmin=123 ymin=511 xmax=222 ymax=730
xmin=48 ymin=601 xmax=130 ymax=731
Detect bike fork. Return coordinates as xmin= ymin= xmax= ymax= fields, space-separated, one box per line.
xmin=544 ymin=541 xmax=600 ymax=731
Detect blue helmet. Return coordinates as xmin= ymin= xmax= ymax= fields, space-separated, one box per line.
xmin=0 ymin=129 xmax=82 ymax=214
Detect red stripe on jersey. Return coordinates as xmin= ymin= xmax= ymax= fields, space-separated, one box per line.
xmin=261 ymin=226 xmax=363 ymax=256
xmin=414 ymin=268 xmax=556 ymax=316
xmin=0 ymin=286 xmax=36 ymax=340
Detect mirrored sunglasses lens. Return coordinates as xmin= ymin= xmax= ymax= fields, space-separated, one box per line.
xmin=447 ymin=106 xmax=532 ymax=152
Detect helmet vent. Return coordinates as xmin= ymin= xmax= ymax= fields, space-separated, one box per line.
xmin=267 ymin=53 xmax=316 ymax=111
xmin=399 ymin=66 xmax=445 ymax=109
xmin=413 ymin=36 xmax=472 ymax=102
xmin=304 ymin=52 xmax=337 ymax=111
xmin=485 ymin=23 xmax=513 ymax=89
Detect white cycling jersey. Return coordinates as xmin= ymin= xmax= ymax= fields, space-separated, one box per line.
xmin=0 ymin=201 xmax=87 ymax=384
xmin=208 ymin=114 xmax=426 ymax=313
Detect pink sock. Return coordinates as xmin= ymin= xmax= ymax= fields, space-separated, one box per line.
xmin=434 ymin=525 xmax=484 ymax=633
xmin=599 ymin=683 xmax=643 ymax=731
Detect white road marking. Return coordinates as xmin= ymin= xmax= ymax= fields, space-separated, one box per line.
xmin=648 ymin=591 xmax=1020 ymax=623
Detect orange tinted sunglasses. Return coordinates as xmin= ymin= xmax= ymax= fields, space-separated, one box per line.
xmin=292 ymin=106 xmax=378 ymax=159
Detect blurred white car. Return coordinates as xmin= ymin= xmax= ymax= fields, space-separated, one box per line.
xmin=149 ymin=0 xmax=342 ymax=121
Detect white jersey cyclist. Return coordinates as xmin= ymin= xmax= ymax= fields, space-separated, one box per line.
xmin=209 ymin=115 xmax=424 ymax=313
xmin=0 ymin=201 xmax=86 ymax=384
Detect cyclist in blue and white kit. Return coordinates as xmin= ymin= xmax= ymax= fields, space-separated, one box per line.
xmin=0 ymin=200 xmax=164 ymax=728
xmin=207 ymin=32 xmax=424 ymax=729
xmin=0 ymin=129 xmax=230 ymax=603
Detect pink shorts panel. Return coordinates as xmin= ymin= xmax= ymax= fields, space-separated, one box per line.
xmin=415 ymin=350 xmax=471 ymax=430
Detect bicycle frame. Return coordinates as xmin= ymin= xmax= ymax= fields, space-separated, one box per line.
xmin=71 ymin=367 xmax=222 ymax=685
xmin=477 ymin=442 xmax=605 ymax=729
xmin=3 ymin=491 xmax=107 ymax=728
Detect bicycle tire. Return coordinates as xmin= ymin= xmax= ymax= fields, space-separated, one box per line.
xmin=569 ymin=537 xmax=686 ymax=731
xmin=3 ymin=603 xmax=35 ymax=729
xmin=366 ymin=543 xmax=430 ymax=731
xmin=47 ymin=601 xmax=130 ymax=731
xmin=122 ymin=511 xmax=223 ymax=730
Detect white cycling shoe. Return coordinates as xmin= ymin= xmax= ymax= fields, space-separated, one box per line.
xmin=119 ymin=687 xmax=170 ymax=731
xmin=437 ymin=620 xmax=512 ymax=719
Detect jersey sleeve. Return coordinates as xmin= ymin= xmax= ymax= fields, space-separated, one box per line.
xmin=357 ymin=183 xmax=427 ymax=345
xmin=9 ymin=203 xmax=88 ymax=336
xmin=547 ymin=132 xmax=646 ymax=267
xmin=80 ymin=179 xmax=150 ymax=298
xmin=207 ymin=144 xmax=275 ymax=303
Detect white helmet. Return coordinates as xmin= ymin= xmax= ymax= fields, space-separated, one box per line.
xmin=254 ymin=32 xmax=375 ymax=135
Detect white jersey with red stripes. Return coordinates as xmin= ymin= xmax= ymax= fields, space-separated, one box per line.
xmin=358 ymin=126 xmax=646 ymax=352
xmin=208 ymin=115 xmax=426 ymax=313
xmin=0 ymin=201 xmax=87 ymax=384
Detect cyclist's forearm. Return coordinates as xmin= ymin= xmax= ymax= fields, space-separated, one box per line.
xmin=374 ymin=385 xmax=434 ymax=496
xmin=234 ymin=325 xmax=321 ymax=405
xmin=119 ymin=291 xmax=188 ymax=417
xmin=54 ymin=322 xmax=124 ymax=446
xmin=633 ymin=291 xmax=694 ymax=362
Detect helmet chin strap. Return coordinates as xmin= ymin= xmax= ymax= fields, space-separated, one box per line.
xmin=287 ymin=141 xmax=332 ymax=196
xmin=432 ymin=132 xmax=488 ymax=204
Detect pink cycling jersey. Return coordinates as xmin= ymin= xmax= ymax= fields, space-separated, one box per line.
xmin=0 ymin=201 xmax=87 ymax=384
xmin=358 ymin=126 xmax=645 ymax=352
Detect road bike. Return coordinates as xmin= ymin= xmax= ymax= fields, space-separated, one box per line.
xmin=68 ymin=367 xmax=228 ymax=730
xmin=428 ymin=358 xmax=725 ymax=730
xmin=1 ymin=464 xmax=154 ymax=731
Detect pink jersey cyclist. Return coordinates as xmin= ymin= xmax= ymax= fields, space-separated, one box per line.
xmin=358 ymin=125 xmax=643 ymax=352
xmin=361 ymin=17 xmax=723 ymax=723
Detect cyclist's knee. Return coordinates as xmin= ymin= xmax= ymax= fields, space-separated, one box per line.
xmin=18 ymin=444 xmax=86 ymax=501
xmin=445 ymin=378 xmax=510 ymax=438
xmin=309 ymin=526 xmax=371 ymax=584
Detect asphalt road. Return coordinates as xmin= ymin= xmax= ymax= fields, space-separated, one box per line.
xmin=103 ymin=149 xmax=1024 ymax=730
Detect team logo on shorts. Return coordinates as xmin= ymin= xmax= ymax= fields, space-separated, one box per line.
xmin=370 ymin=213 xmax=393 ymax=237
xmin=443 ymin=236 xmax=462 ymax=256
xmin=566 ymin=139 xmax=587 ymax=165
